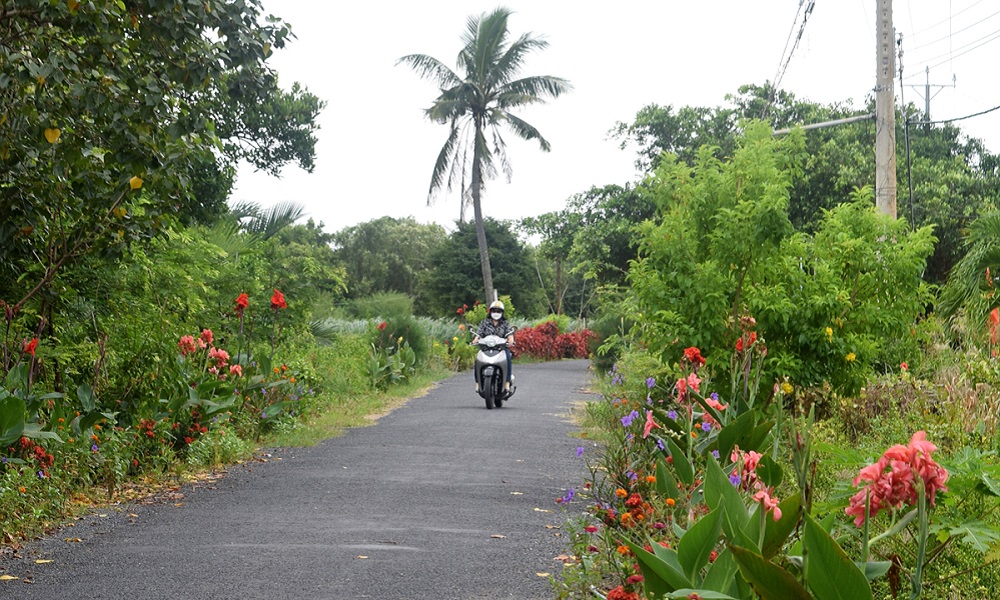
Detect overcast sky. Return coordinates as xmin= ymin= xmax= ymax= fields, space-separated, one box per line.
xmin=231 ymin=0 xmax=1000 ymax=235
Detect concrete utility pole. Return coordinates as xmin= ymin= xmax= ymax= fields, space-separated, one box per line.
xmin=875 ymin=0 xmax=897 ymax=218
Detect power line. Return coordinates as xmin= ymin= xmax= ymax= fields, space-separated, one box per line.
xmin=772 ymin=0 xmax=816 ymax=92
xmin=905 ymin=7 xmax=1000 ymax=53
xmin=909 ymin=0 xmax=988 ymax=38
xmin=926 ymin=27 xmax=1000 ymax=71
xmin=910 ymin=102 xmax=1000 ymax=126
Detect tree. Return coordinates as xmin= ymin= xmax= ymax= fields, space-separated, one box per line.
xmin=331 ymin=217 xmax=446 ymax=299
xmin=0 ymin=0 xmax=323 ymax=320
xmin=611 ymin=84 xmax=1000 ymax=285
xmin=420 ymin=218 xmax=544 ymax=317
xmin=397 ymin=7 xmax=571 ymax=305
xmin=627 ymin=122 xmax=935 ymax=395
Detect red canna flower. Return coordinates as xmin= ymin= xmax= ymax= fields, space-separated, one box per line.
xmin=377 ymin=321 xmax=387 ymax=331
xmin=234 ymin=292 xmax=249 ymax=316
xmin=200 ymin=329 xmax=213 ymax=345
xmin=22 ymin=337 xmax=38 ymax=356
xmin=271 ymin=289 xmax=287 ymax=310
xmin=682 ymin=346 xmax=705 ymax=367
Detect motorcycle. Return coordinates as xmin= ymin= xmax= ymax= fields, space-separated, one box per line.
xmin=474 ymin=335 xmax=516 ymax=409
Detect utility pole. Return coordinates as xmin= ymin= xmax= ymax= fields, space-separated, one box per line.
xmin=875 ymin=0 xmax=896 ymax=218
xmin=906 ymin=66 xmax=956 ymax=123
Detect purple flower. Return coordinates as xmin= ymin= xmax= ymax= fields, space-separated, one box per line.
xmin=710 ymin=392 xmax=719 ymax=401
xmin=730 ymin=474 xmax=742 ymax=487
xmin=712 ymin=450 xmax=720 ymax=459
xmin=611 ymin=375 xmax=622 ymax=385
xmin=576 ymin=446 xmax=585 ymax=458
xmin=621 ymin=410 xmax=640 ymax=427
xmin=667 ymin=410 xmax=678 ymax=420
xmin=91 ymin=444 xmax=98 ymax=452
xmin=560 ymin=488 xmax=575 ymax=504
xmin=646 ymin=396 xmax=653 ymax=405
xmin=657 ymin=439 xmax=665 ymax=451
xmin=37 ymin=470 xmax=45 ymax=478
xmin=701 ymin=422 xmax=712 ymax=432
xmin=645 ymin=377 xmax=656 ymax=389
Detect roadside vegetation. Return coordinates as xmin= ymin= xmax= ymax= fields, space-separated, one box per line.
xmin=4 ymin=5 xmax=1000 ymax=599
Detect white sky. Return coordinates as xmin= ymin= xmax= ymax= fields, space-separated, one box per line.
xmin=231 ymin=0 xmax=1000 ymax=235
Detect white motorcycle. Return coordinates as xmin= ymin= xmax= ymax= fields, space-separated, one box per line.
xmin=474 ymin=335 xmax=516 ymax=409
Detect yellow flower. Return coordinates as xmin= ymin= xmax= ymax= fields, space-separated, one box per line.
xmin=397 ymin=336 xmax=403 ymax=344
xmin=452 ymin=336 xmax=459 ymax=343
xmin=825 ymin=326 xmax=833 ymax=339
xmin=781 ymin=382 xmax=793 ymax=395
xmin=846 ymin=352 xmax=856 ymax=362
xmin=129 ymin=175 xmax=143 ymax=190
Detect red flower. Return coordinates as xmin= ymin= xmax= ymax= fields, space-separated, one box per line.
xmin=200 ymin=329 xmax=213 ymax=345
xmin=376 ymin=321 xmax=387 ymax=331
xmin=270 ymin=289 xmax=287 ymax=310
xmin=456 ymin=307 xmax=464 ymax=315
xmin=234 ymin=292 xmax=249 ymax=316
xmin=682 ymin=346 xmax=705 ymax=367
xmin=22 ymin=338 xmax=38 ymax=356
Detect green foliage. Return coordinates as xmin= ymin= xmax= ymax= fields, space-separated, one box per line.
xmin=331 ymin=217 xmax=446 ymax=300
xmin=611 ymin=84 xmax=1000 ymax=285
xmin=338 ymin=292 xmax=415 ymax=320
xmin=420 ymin=219 xmax=544 ymax=317
xmin=628 ymin=122 xmax=935 ymax=395
xmin=0 ymin=0 xmax=322 ymax=318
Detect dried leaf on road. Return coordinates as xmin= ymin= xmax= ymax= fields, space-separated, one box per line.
xmin=34 ymin=559 xmax=53 ymax=564
xmin=63 ymin=538 xmax=83 ymax=543
xmin=533 ymin=508 xmax=552 ymax=513
xmin=356 ymin=555 xmax=368 ymax=559
xmin=490 ymin=534 xmax=506 ymax=539
xmin=535 ymin=572 xmax=550 ymax=577
xmin=0 ymin=575 xmax=19 ymax=581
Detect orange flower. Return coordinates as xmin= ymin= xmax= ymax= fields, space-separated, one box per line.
xmin=666 ymin=498 xmax=676 ymax=507
xmin=615 ymin=488 xmax=628 ymax=498
xmin=270 ymin=288 xmax=287 ymax=310
xmin=645 ymin=475 xmax=656 ymax=483
xmin=616 ymin=545 xmax=630 ymax=556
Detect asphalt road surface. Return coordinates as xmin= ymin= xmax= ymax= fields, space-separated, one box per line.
xmin=3 ymin=359 xmax=595 ymax=600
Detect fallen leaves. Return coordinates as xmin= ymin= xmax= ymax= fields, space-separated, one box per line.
xmin=34 ymin=559 xmax=53 ymax=564
xmin=63 ymin=538 xmax=83 ymax=543
xmin=490 ymin=534 xmax=506 ymax=539
xmin=535 ymin=572 xmax=550 ymax=577
xmin=533 ymin=508 xmax=552 ymax=513
xmin=355 ymin=555 xmax=368 ymax=560
xmin=0 ymin=575 xmax=18 ymax=581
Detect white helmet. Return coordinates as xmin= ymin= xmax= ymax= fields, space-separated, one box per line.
xmin=489 ymin=300 xmax=505 ymax=312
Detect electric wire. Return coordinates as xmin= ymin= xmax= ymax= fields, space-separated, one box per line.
xmin=908 ymin=0 xmax=987 ymax=38
xmin=910 ymin=102 xmax=1000 ymax=126
xmin=772 ymin=1 xmax=816 ymax=93
xmin=904 ymin=8 xmax=1000 ymax=54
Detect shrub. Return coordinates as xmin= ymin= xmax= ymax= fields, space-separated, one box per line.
xmin=339 ymin=292 xmax=414 ymax=320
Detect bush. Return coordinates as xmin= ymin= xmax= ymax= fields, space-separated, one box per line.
xmin=339 ymin=292 xmax=414 ymax=320
xmin=512 ymin=321 xmax=594 ymax=360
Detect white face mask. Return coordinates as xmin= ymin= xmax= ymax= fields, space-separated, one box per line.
xmin=490 ymin=311 xmax=502 ymax=320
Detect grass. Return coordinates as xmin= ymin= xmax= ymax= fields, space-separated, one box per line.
xmin=264 ymin=364 xmax=454 ymax=448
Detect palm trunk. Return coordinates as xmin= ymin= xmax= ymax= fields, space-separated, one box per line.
xmin=471 ymin=124 xmax=495 ymax=305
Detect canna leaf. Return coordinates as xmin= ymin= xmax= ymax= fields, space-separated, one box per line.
xmin=803 ymin=513 xmax=873 ymax=600
xmin=678 ymin=507 xmax=723 ymax=583
xmin=730 ymin=545 xmax=812 ymax=600
xmin=666 ymin=437 xmax=694 ymax=486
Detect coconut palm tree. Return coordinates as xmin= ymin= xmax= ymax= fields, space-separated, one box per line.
xmin=398 ymin=7 xmax=571 ymax=304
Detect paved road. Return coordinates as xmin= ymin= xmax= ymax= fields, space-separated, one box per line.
xmin=3 ymin=359 xmax=595 ymax=600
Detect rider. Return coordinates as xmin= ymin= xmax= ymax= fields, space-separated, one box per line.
xmin=471 ymin=300 xmax=516 ymax=393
